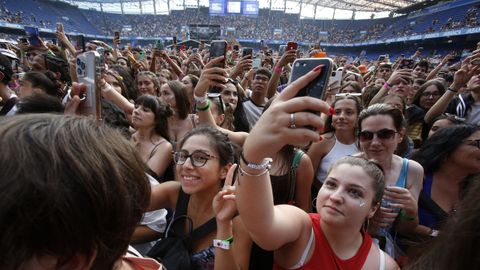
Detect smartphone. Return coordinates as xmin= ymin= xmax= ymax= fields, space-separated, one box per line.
xmin=114 ymin=31 xmax=120 ymax=41
xmin=76 ymin=35 xmax=86 ymax=52
xmin=242 ymin=47 xmax=253 ymax=58
xmin=155 ymin=39 xmax=164 ymax=50
xmin=287 ymin=41 xmax=298 ymax=51
xmin=289 ymin=58 xmax=333 ymax=100
xmin=378 ymin=55 xmax=386 ymax=62
xmin=139 ymin=51 xmax=145 ymax=61
xmin=330 ymin=69 xmax=343 ymax=86
xmin=173 ymin=36 xmax=177 ymax=45
xmin=192 ymin=48 xmax=198 ymax=54
xmin=279 ymin=45 xmax=287 ymax=56
xmin=252 ymin=58 xmax=261 ymax=69
xmin=76 ymin=51 xmax=103 ymax=119
xmin=399 ymin=58 xmax=414 ymax=69
xmin=56 ymin=22 xmax=64 ymax=32
xmin=18 ymin=37 xmax=29 ymax=45
xmin=24 ymin=26 xmax=41 ymax=47
xmin=51 ymin=38 xmax=57 ymax=46
xmin=233 ymin=44 xmax=239 ymax=52
xmin=210 ymin=40 xmax=227 ymax=68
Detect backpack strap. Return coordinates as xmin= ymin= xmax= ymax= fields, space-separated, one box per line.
xmin=167 ymin=189 xmax=191 ymax=237
xmin=287 ymin=150 xmax=305 ymax=203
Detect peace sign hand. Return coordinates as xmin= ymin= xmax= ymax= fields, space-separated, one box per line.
xmin=213 ymin=164 xmax=238 ymax=223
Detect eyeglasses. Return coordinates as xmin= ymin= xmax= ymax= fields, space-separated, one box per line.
xmin=464 ymin=139 xmax=480 ymax=149
xmin=207 ymin=93 xmax=226 ymax=114
xmin=174 ymin=150 xmax=216 ymax=167
xmin=335 ymin=93 xmax=362 ymax=98
xmin=358 ymin=129 xmax=397 ymax=142
xmin=421 ymin=92 xmax=441 ymax=97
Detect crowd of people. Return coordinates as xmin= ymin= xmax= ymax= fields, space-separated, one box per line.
xmin=1 ymin=0 xmax=480 ymax=44
xmin=0 ymin=17 xmax=480 ymax=270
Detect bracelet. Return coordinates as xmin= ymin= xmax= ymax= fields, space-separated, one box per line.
xmin=274 ymin=66 xmax=283 ymax=74
xmin=196 ymin=99 xmax=210 ymax=111
xmin=213 ymin=236 xmax=234 ymax=250
xmin=194 ymin=94 xmax=207 ymax=104
xmin=383 ymin=82 xmax=392 ymax=89
xmin=399 ymin=210 xmax=417 ymax=221
xmin=238 ymin=165 xmax=270 ymax=177
xmin=240 ymin=152 xmax=272 ymax=170
xmin=447 ymin=87 xmax=458 ymax=93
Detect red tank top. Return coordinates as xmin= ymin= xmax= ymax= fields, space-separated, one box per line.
xmin=274 ymin=213 xmax=373 ymax=270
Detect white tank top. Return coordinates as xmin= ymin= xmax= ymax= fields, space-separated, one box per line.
xmin=316 ymin=136 xmax=359 ymax=183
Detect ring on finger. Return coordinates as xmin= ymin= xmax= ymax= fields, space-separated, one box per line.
xmin=289 ymin=113 xmax=296 ymax=129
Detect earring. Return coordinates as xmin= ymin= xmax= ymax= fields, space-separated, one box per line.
xmin=311 ymin=197 xmax=317 ymax=209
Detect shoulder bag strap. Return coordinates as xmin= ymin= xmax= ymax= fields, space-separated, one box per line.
xmin=288 ymin=150 xmax=304 ymax=203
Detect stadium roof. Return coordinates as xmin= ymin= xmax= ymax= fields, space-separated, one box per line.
xmin=61 ymin=0 xmax=427 ymax=15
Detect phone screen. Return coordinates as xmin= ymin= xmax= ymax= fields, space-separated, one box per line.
xmin=24 ymin=27 xmax=41 ymax=47
xmin=173 ymin=36 xmax=177 ymax=44
xmin=210 ymin=40 xmax=227 ymax=68
xmin=289 ymin=58 xmax=333 ymax=100
xmin=242 ymin=47 xmax=253 ymax=58
xmin=155 ymin=39 xmax=164 ymax=50
xmin=76 ymin=35 xmax=85 ymax=52
xmin=114 ymin=31 xmax=120 ymax=40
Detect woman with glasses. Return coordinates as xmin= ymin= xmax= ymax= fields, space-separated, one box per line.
xmin=407 ymin=125 xmax=480 ymax=256
xmin=148 ymin=126 xmax=236 ymax=270
xmin=406 ymin=80 xmax=446 ymax=148
xmin=357 ymin=104 xmax=424 ymax=260
xmin=308 ymin=95 xmax=362 ymax=205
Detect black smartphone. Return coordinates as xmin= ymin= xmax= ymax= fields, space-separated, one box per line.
xmin=114 ymin=31 xmax=120 ymax=41
xmin=76 ymin=35 xmax=86 ymax=52
xmin=210 ymin=40 xmax=227 ymax=68
xmin=18 ymin=37 xmax=29 ymax=45
xmin=233 ymin=44 xmax=239 ymax=52
xmin=173 ymin=36 xmax=177 ymax=45
xmin=242 ymin=47 xmax=253 ymax=58
xmin=399 ymin=58 xmax=414 ymax=69
xmin=378 ymin=55 xmax=386 ymax=62
xmin=289 ymin=58 xmax=333 ymax=100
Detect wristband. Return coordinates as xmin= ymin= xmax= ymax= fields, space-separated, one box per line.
xmin=447 ymin=87 xmax=458 ymax=93
xmin=383 ymin=82 xmax=392 ymax=89
xmin=196 ymin=100 xmax=210 ymax=111
xmin=240 ymin=152 xmax=272 ymax=171
xmin=274 ymin=66 xmax=283 ymax=74
xmin=194 ymin=94 xmax=207 ymax=104
xmin=213 ymin=236 xmax=234 ymax=250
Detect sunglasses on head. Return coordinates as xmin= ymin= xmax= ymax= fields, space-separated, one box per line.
xmin=358 ymin=128 xmax=397 ymax=142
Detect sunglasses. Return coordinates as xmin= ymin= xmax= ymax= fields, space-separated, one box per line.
xmin=174 ymin=150 xmax=216 ymax=167
xmin=358 ymin=128 xmax=397 ymax=142
xmin=465 ymin=139 xmax=480 ymax=149
xmin=335 ymin=93 xmax=362 ymax=98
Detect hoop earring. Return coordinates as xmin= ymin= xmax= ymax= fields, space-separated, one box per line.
xmin=312 ymin=197 xmax=318 ymax=209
